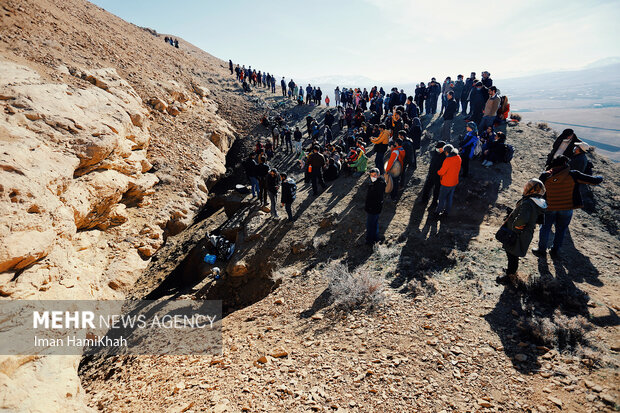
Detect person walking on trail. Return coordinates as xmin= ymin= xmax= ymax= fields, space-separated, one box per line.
xmin=364 ymin=168 xmax=386 ymax=246
xmin=308 ymin=145 xmax=327 ymax=195
xmin=478 ymin=86 xmax=500 ymax=132
xmin=386 ymin=139 xmax=405 ymax=201
xmin=280 ymin=172 xmax=297 ymax=222
xmin=435 ymin=144 xmax=461 ymax=217
xmin=420 ymin=141 xmax=446 ymax=210
xmin=371 ymin=124 xmax=390 ymax=174
xmin=532 ymin=155 xmax=603 ymax=258
xmin=266 ymin=168 xmax=280 ymax=218
xmin=440 ymin=91 xmax=458 ymax=141
xmin=459 ymin=122 xmax=479 ymax=178
xmin=242 ymin=155 xmax=260 ymax=198
xmin=496 ymin=179 xmax=547 ymax=285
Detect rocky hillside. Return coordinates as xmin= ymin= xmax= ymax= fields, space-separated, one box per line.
xmin=0 ymin=0 xmax=263 ymax=410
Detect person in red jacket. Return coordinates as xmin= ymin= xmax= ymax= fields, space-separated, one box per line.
xmin=435 ymin=144 xmax=462 ymax=217
xmin=386 ymin=139 xmax=405 ymax=201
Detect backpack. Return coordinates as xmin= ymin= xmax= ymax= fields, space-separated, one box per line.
xmin=286 ymin=179 xmax=297 ymax=200
xmin=504 ymin=144 xmax=514 ymax=163
xmin=473 ymin=139 xmax=483 ymax=157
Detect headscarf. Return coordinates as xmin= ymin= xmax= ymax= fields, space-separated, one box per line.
xmin=466 ymin=121 xmax=478 ymax=135
xmin=523 ymin=178 xmax=546 ymax=197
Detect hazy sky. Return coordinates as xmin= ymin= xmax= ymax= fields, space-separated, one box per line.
xmin=91 ymin=0 xmax=619 ymax=82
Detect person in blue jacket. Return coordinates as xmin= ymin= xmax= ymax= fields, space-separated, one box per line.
xmin=459 ymin=122 xmax=479 ymax=178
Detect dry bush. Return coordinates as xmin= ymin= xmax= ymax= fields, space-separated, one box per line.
xmin=524 ymin=309 xmax=592 ymax=349
xmin=325 ymin=261 xmax=385 ymax=312
xmin=509 ymin=113 xmax=522 ymax=121
xmin=404 ymin=278 xmax=437 ymax=297
xmin=537 ymin=122 xmax=550 ymax=131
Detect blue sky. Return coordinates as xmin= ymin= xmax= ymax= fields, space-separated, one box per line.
xmin=91 ymin=0 xmax=620 ymax=83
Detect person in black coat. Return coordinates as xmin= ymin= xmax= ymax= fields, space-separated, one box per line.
xmin=280 ymin=172 xmax=297 ymax=221
xmin=415 ymin=83 xmax=426 ymax=115
xmin=365 ymin=168 xmax=386 ymax=245
xmin=324 ymin=110 xmax=335 ymax=129
xmin=404 ymin=96 xmax=419 ymax=119
xmin=399 ymin=130 xmax=413 ymax=189
xmin=409 ymin=117 xmax=422 ymax=173
xmin=468 ymin=82 xmax=485 ymax=124
xmin=255 ymin=157 xmax=270 ymax=206
xmin=420 ymin=141 xmax=446 ymax=209
xmin=545 ymin=128 xmax=582 ymax=167
xmin=242 ymin=155 xmax=260 ymax=198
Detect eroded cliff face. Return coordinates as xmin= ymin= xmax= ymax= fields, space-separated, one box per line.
xmin=0 ymin=0 xmax=260 ymax=408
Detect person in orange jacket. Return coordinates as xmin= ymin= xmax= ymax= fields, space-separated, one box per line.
xmin=325 ymin=95 xmax=330 ymax=106
xmin=371 ymin=124 xmax=390 ymax=174
xmin=386 ymin=139 xmax=405 ymax=201
xmin=435 ymin=144 xmax=462 ymax=217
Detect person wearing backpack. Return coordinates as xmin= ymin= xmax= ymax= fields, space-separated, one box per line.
xmin=532 ymin=155 xmax=603 ymax=257
xmin=459 ymin=122 xmax=479 ymax=178
xmin=496 ymin=179 xmax=547 ymax=285
xmin=280 ymin=172 xmax=297 ymax=222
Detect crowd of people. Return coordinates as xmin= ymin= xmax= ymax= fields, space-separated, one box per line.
xmin=230 ymin=62 xmax=603 ymax=285
xmin=163 ymin=36 xmax=179 ymax=48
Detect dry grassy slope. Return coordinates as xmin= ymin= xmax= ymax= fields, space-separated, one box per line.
xmin=81 ymin=87 xmax=620 ymax=412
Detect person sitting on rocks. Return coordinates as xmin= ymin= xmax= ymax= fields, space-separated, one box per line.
xmin=482 ymin=131 xmax=508 ymax=167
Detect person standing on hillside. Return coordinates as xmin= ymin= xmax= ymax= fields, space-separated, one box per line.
xmin=280 ymin=172 xmax=297 ymax=222
xmin=308 ymin=145 xmax=327 ymax=195
xmin=335 ymin=87 xmax=341 ymax=107
xmin=415 ymin=83 xmax=426 ymax=115
xmin=468 ymin=82 xmax=485 ymax=124
xmin=281 ymin=77 xmax=287 ymax=97
xmin=461 ymin=72 xmax=476 ymax=115
xmin=315 ymin=87 xmax=323 ymax=106
xmin=365 ymin=168 xmax=386 ymax=246
xmin=266 ymin=168 xmax=281 ymax=218
xmin=428 ymin=78 xmax=441 ymax=114
xmin=371 ymin=124 xmax=390 ymax=174
xmin=255 ymin=156 xmax=270 ymax=207
xmin=229 ymin=60 xmax=233 ymax=75
xmin=545 ymin=128 xmax=582 ymax=167
xmin=569 ymin=142 xmax=589 ymax=172
xmin=436 ymin=144 xmax=462 ymax=217
xmin=420 ymin=141 xmax=446 ymax=210
xmin=283 ymin=126 xmax=293 ymax=153
xmin=386 ymin=139 xmax=405 ymax=201
xmin=478 ymin=86 xmax=500 ymax=132
xmin=243 ymin=154 xmax=260 ymax=198
xmin=405 ymin=96 xmax=419 ymax=119
xmin=453 ymin=74 xmax=465 ymax=110
xmin=440 ymin=77 xmax=453 ymax=115
xmin=440 ymin=91 xmax=458 ymax=141
xmin=533 ymin=155 xmax=603 ymax=257
xmin=481 ymin=71 xmax=493 ymax=102
xmin=496 ymin=179 xmax=547 ymax=285
xmin=293 ymin=127 xmax=303 ymax=154
xmin=459 ymin=122 xmax=479 ymax=178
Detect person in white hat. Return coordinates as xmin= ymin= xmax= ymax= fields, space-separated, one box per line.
xmin=570 ymin=142 xmax=590 ymax=173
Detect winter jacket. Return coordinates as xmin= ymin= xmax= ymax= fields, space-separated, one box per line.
xmin=242 ymin=158 xmax=257 ymax=179
xmin=453 ymin=80 xmax=465 ymax=100
xmin=405 ymin=102 xmax=419 ymax=119
xmin=371 ymin=129 xmax=390 ymax=153
xmin=281 ymin=178 xmax=296 ymax=204
xmin=293 ymin=129 xmax=303 ymax=141
xmin=266 ymin=173 xmax=280 ymax=194
xmin=469 ymin=88 xmax=485 ymax=112
xmin=365 ymin=176 xmax=386 ymax=215
xmin=350 ymin=152 xmax=368 ymax=172
xmin=401 ymin=138 xmax=414 ymax=163
xmin=410 ymin=119 xmax=422 ymax=150
xmin=539 ymin=166 xmax=603 ymax=211
xmin=427 ymin=150 xmax=446 ymax=178
xmin=255 ymin=162 xmax=270 ymax=178
xmin=504 ymin=196 xmax=547 ymax=257
xmin=386 ymin=145 xmax=405 ymax=172
xmin=437 ymin=153 xmax=461 ymax=187
xmin=569 ymin=152 xmax=588 ymax=173
xmin=308 ymin=152 xmax=325 ymax=172
xmin=443 ymin=99 xmax=458 ymax=120
xmin=545 ymin=135 xmax=582 ymax=166
xmin=459 ymin=132 xmax=479 ymax=160
xmin=483 ymin=94 xmax=500 ymax=117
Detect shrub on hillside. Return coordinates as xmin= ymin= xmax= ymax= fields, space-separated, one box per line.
xmin=509 ymin=113 xmax=522 ymax=121
xmin=537 ymin=122 xmax=550 ymax=131
xmin=523 ymin=309 xmax=592 ymax=349
xmin=325 ymin=261 xmax=385 ymax=312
